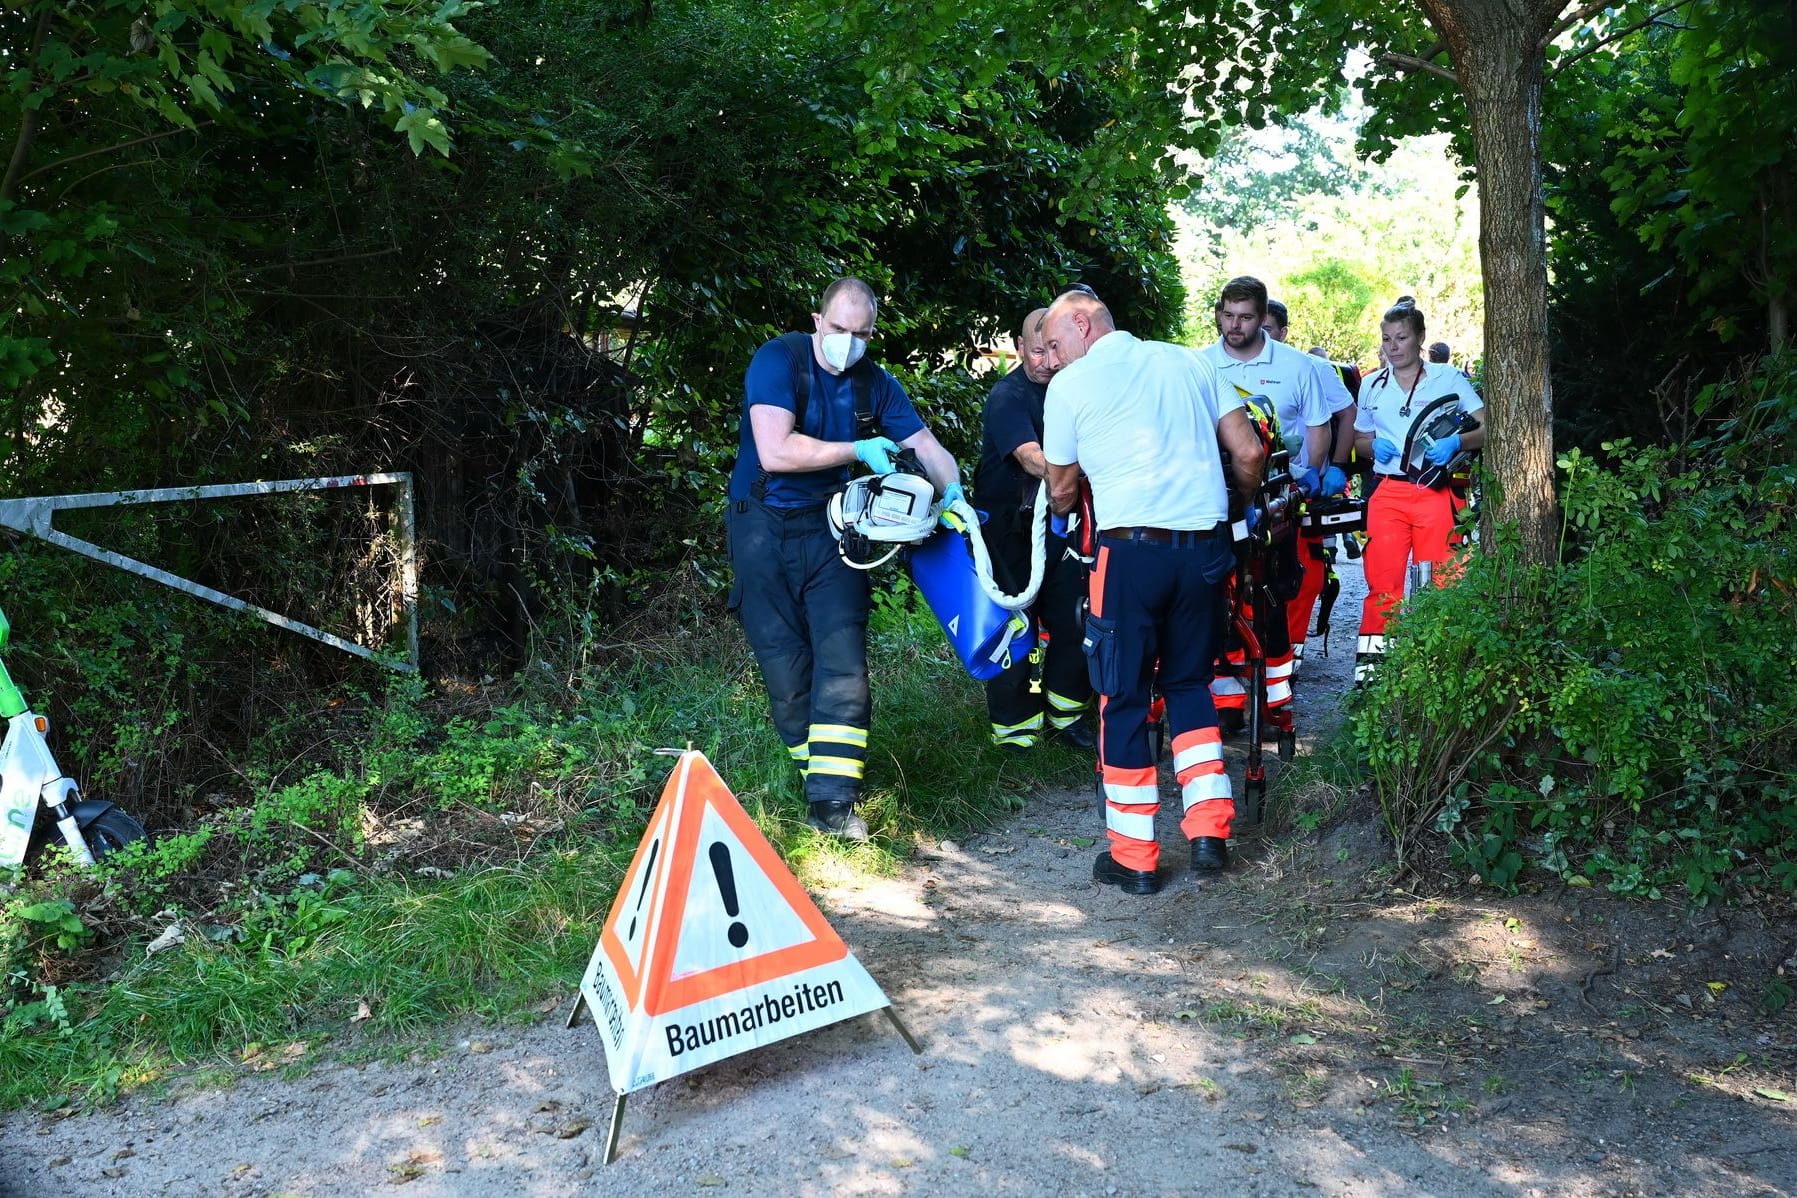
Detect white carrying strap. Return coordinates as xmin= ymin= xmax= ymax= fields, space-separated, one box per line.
xmin=940 ymin=480 xmax=1051 ymax=612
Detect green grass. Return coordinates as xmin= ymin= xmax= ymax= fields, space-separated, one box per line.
xmin=1268 ymin=721 xmax=1365 ymax=837
xmin=0 ymin=591 xmax=1088 ymax=1109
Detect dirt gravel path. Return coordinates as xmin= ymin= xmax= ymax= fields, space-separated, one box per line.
xmin=4 ymin=559 xmax=1794 ymax=1197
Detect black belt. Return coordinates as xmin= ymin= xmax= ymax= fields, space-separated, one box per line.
xmin=1099 ymin=524 xmax=1224 ymax=545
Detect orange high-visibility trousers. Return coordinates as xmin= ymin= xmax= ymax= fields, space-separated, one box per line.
xmin=1287 ymin=532 xmax=1327 ymax=672
xmin=1356 ymin=480 xmax=1461 ymax=676
xmin=1211 ymin=587 xmax=1294 ymax=713
xmin=1092 ymin=532 xmax=1236 ymax=873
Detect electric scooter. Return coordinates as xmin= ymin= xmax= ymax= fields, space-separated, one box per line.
xmin=0 ymin=606 xmax=145 ymax=869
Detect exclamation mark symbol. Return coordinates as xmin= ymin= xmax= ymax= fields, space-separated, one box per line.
xmin=709 ymin=842 xmax=749 ymax=949
xmin=627 ymin=840 xmax=660 ymax=940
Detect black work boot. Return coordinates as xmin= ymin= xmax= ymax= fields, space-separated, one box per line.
xmin=806 ymin=800 xmax=870 ymax=842
xmin=1052 ymin=718 xmax=1097 ymax=751
xmin=1092 ymin=851 xmax=1161 ymax=895
xmin=1191 ymin=836 xmax=1230 ymax=874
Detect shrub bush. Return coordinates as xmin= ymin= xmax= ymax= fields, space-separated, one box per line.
xmin=1354 ymin=355 xmax=1797 ymax=901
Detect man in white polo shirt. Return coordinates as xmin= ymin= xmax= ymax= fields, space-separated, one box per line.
xmin=1041 ymin=286 xmax=1267 ymax=894
xmin=1201 ymin=277 xmax=1355 ymax=714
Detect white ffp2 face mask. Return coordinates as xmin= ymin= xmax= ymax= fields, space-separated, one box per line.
xmin=819 ymin=332 xmax=867 ymax=372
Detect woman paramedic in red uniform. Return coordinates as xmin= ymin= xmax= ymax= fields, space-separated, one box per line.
xmin=1350 ymin=300 xmax=1485 ymax=685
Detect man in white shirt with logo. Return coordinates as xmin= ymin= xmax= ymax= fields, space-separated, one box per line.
xmin=1041 ymin=286 xmax=1266 ymax=895
xmin=1199 ymin=277 xmax=1349 ymax=725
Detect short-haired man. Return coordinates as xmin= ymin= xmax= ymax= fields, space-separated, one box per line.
xmin=1428 ymin=341 xmax=1451 ymax=364
xmin=1041 ymin=288 xmax=1266 ymax=892
xmin=1200 ymin=277 xmax=1350 ymax=718
xmin=1263 ymin=298 xmax=1290 ymax=342
xmin=973 ymin=308 xmax=1093 ymax=752
xmin=726 ymin=276 xmax=963 ymax=840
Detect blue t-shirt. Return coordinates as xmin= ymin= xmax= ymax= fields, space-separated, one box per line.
xmin=727 ymin=336 xmax=926 ymax=508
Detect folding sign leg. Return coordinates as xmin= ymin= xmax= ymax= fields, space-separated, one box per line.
xmin=883 ymin=1005 xmax=924 ymax=1055
xmin=564 ymin=990 xmax=587 ymax=1030
xmin=603 ymin=1094 xmax=628 ymax=1165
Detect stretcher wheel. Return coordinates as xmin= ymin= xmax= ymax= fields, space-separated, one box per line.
xmin=1278 ymin=729 xmax=1296 ymax=762
xmin=1238 ymin=776 xmax=1266 ymax=826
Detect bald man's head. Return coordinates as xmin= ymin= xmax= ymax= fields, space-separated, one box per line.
xmin=1018 ymin=307 xmax=1054 ymax=384
xmin=1040 ymin=289 xmax=1115 ymax=373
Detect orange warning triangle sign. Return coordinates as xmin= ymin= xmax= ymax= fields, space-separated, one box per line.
xmin=600 ymin=752 xmax=849 ymax=1015
xmin=580 ymin=751 xmax=890 ymax=1095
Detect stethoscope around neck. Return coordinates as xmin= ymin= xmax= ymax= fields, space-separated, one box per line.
xmin=1392 ymin=363 xmax=1425 ymax=418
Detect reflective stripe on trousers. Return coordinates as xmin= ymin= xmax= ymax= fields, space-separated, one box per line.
xmin=1103 ymin=763 xmax=1159 ymax=855
xmin=1172 ymin=726 xmax=1233 ymax=840
xmin=1353 ymin=634 xmax=1386 ymax=685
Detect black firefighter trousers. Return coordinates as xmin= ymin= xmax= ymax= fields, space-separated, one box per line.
xmin=983 ymin=529 xmax=1091 ymax=745
xmin=727 ymin=498 xmax=870 ymax=807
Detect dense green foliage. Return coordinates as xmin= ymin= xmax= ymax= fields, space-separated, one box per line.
xmin=1545 ymin=2 xmax=1796 ymax=452
xmin=1175 ymin=115 xmax=1483 ymax=366
xmin=2 ymin=0 xmax=1793 ymax=1115
xmin=1355 ymin=357 xmax=1797 ymax=902
xmin=0 ymin=0 xmax=1184 ymax=811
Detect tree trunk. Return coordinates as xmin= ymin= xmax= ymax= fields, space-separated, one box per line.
xmin=1421 ymin=0 xmax=1564 ymax=566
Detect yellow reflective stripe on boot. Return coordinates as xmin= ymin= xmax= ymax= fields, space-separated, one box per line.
xmin=809 ymin=724 xmax=868 ymax=749
xmin=990 ymin=714 xmax=1043 ymax=747
xmin=807 ymin=755 xmax=866 ymax=779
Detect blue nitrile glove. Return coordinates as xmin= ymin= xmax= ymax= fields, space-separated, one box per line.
xmin=1320 ymin=465 xmax=1348 ymax=497
xmin=1373 ymin=437 xmax=1400 ymax=466
xmin=1293 ymin=465 xmax=1320 ymax=498
xmin=1049 ymin=511 xmax=1070 ymax=538
xmin=1245 ymin=505 xmax=1262 ymax=536
xmin=1424 ymin=433 xmax=1461 ymax=467
xmin=937 ymin=481 xmax=966 ymax=528
xmin=853 ymin=436 xmax=901 ymax=475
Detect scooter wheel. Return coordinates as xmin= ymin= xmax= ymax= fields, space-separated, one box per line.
xmin=1278 ymin=730 xmax=1296 ymax=762
xmin=83 ymin=808 xmax=148 ymax=858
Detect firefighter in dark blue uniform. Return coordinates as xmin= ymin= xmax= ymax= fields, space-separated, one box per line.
xmin=973 ymin=307 xmax=1093 ymax=751
xmin=726 ymin=277 xmax=963 ymax=840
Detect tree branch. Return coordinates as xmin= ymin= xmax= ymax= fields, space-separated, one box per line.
xmin=1544 ymin=0 xmax=1615 ymax=47
xmin=1548 ymin=0 xmax=1696 ymax=76
xmin=0 ymin=7 xmax=55 ymax=204
xmin=1376 ymin=51 xmax=1460 ymax=84
xmin=18 ymin=123 xmax=214 ymax=189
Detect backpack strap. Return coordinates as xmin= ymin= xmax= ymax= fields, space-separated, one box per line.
xmin=851 ymin=362 xmax=876 ymax=440
xmin=777 ymin=331 xmax=814 ymax=432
